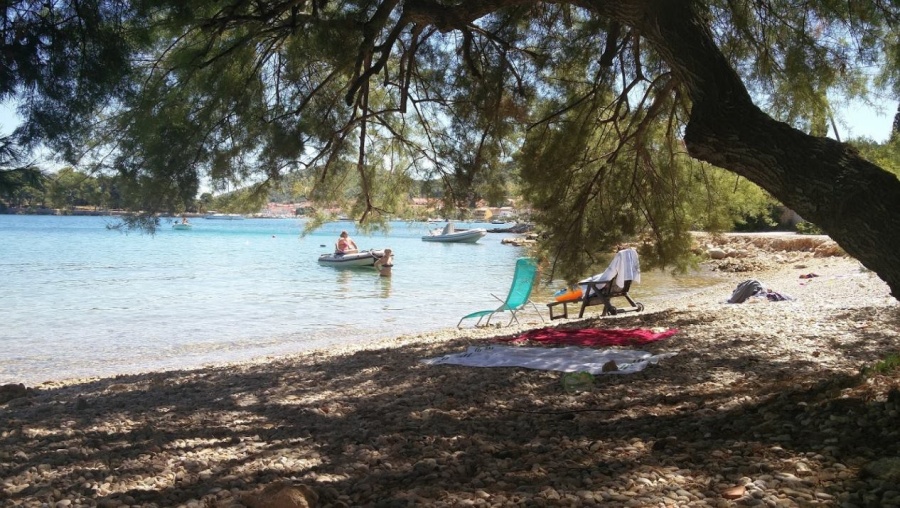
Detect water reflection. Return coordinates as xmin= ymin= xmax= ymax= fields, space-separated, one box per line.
xmin=375 ymin=276 xmax=392 ymax=298
xmin=539 ymin=268 xmax=726 ymax=303
xmin=638 ymin=268 xmax=727 ymax=300
xmin=335 ymin=268 xmax=353 ymax=291
xmin=332 ymin=267 xmax=393 ymax=298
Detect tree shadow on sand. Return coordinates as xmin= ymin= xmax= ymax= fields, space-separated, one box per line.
xmin=1 ymin=306 xmax=899 ymax=506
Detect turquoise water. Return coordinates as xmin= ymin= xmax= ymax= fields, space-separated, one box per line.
xmin=0 ymin=215 xmax=719 ymax=385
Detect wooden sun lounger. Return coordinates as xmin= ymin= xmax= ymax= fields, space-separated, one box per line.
xmin=547 ymin=280 xmax=643 ymax=320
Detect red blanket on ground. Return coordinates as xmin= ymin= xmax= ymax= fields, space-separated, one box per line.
xmin=498 ymin=327 xmax=678 ymax=347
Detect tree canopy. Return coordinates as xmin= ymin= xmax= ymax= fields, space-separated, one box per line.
xmin=2 ymin=0 xmax=899 ymax=295
xmin=0 ymin=133 xmax=43 ymax=200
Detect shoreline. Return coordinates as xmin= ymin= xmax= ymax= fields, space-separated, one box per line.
xmin=2 ymin=237 xmax=899 ymax=507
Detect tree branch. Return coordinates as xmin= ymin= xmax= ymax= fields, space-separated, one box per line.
xmin=598 ymin=20 xmax=621 ymax=67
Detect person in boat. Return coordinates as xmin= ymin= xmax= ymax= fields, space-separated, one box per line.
xmin=181 ymin=216 xmax=190 ymax=225
xmin=335 ymin=230 xmax=359 ymax=255
xmin=373 ymin=248 xmax=393 ymax=277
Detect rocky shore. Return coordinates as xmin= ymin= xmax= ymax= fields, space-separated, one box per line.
xmin=2 ymin=233 xmax=899 ymax=508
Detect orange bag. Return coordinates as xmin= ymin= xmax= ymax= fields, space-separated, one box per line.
xmin=554 ymin=288 xmax=583 ymax=303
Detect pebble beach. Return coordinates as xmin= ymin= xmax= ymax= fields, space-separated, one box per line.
xmin=2 ymin=233 xmax=899 ymax=508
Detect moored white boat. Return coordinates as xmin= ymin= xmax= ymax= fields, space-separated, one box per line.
xmin=205 ymin=213 xmax=245 ymax=220
xmin=422 ymin=223 xmax=488 ymax=243
xmin=317 ymin=249 xmax=386 ymax=267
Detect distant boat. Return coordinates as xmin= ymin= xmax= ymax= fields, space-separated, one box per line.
xmin=422 ymin=222 xmax=487 ymax=243
xmin=172 ymin=223 xmax=193 ymax=230
xmin=205 ymin=213 xmax=245 ymax=220
xmin=318 ymin=249 xmax=386 ymax=268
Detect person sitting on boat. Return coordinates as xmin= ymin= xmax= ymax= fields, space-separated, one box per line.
xmin=181 ymin=216 xmax=190 ymax=224
xmin=335 ymin=230 xmax=358 ymax=255
xmin=373 ymin=248 xmax=393 ymax=277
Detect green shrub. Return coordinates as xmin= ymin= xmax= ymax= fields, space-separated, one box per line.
xmin=862 ymin=353 xmax=900 ymax=376
xmin=795 ymin=221 xmax=824 ymax=235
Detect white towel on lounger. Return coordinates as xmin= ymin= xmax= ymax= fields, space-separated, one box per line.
xmin=578 ymin=248 xmax=641 ymax=296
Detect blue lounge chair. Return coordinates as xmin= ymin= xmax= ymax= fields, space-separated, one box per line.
xmin=457 ymin=257 xmax=545 ymax=328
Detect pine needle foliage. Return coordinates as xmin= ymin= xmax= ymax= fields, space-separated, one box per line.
xmin=3 ymin=0 xmax=899 ymax=288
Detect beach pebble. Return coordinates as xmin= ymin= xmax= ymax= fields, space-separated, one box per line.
xmin=707 ymin=248 xmax=728 ymax=259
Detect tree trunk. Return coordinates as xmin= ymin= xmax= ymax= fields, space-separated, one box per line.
xmin=688 ymin=102 xmax=900 ymax=300
xmin=625 ymin=0 xmax=900 ymax=299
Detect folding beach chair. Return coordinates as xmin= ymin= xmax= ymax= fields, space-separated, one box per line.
xmin=457 ymin=257 xmax=545 ymax=328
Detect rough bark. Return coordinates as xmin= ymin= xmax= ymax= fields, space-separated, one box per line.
xmin=612 ymin=0 xmax=900 ymax=299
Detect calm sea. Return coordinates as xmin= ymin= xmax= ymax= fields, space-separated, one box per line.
xmin=0 ymin=215 xmax=718 ymax=385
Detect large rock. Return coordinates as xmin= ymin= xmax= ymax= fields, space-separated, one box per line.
xmin=707 ymin=248 xmax=728 ymax=260
xmin=860 ymin=458 xmax=900 ymax=482
xmin=242 ymin=482 xmax=319 ymax=508
xmin=0 ymin=383 xmax=33 ymax=404
xmin=813 ymin=241 xmax=846 ymax=257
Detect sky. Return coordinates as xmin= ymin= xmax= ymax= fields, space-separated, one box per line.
xmin=834 ymin=97 xmax=896 ymax=142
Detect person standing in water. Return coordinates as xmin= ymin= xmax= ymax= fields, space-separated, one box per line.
xmin=373 ymin=248 xmax=393 ymax=277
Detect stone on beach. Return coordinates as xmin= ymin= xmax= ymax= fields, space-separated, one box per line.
xmin=242 ymin=482 xmax=319 ymax=508
xmin=0 ymin=383 xmax=32 ymax=404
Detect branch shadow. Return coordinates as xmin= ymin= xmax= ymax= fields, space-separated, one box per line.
xmin=1 ymin=305 xmax=898 ymax=506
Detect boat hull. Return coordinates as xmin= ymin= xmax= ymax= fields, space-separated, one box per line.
xmin=317 ymin=249 xmax=385 ymax=267
xmin=205 ymin=213 xmax=245 ymax=220
xmin=172 ymin=224 xmax=193 ymax=230
xmin=421 ymin=229 xmax=487 ymax=243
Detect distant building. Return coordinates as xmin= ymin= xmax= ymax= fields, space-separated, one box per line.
xmin=472 ymin=207 xmax=493 ymax=221
xmin=490 ymin=207 xmax=517 ymax=220
xmin=262 ymin=202 xmax=311 ymax=217
xmin=410 ymin=197 xmax=440 ymax=209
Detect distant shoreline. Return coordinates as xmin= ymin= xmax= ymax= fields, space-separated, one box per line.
xmin=0 ymin=207 xmax=288 ymax=219
xmin=0 ymin=208 xmax=538 ymax=224
xmin=1 ymin=206 xmax=133 ymax=216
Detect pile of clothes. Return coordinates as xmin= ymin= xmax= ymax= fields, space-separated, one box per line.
xmin=727 ymin=279 xmax=794 ymax=303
